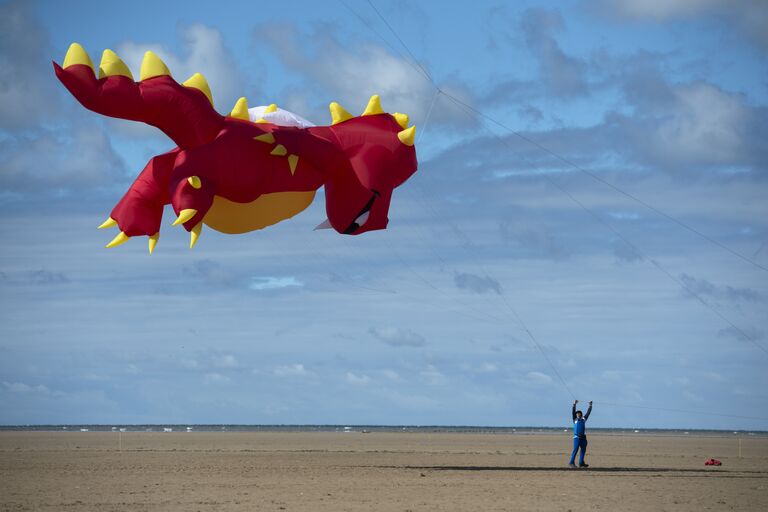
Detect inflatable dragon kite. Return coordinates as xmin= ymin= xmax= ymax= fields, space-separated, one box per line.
xmin=53 ymin=43 xmax=418 ymax=253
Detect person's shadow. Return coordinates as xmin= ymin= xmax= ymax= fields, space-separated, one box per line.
xmin=373 ymin=465 xmax=764 ymax=476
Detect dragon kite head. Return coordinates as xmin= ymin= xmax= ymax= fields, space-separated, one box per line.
xmin=321 ymin=96 xmax=418 ymax=235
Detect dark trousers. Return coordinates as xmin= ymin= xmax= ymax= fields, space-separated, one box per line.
xmin=569 ymin=436 xmax=587 ymax=464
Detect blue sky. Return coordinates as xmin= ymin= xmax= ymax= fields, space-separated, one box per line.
xmin=1 ymin=0 xmax=766 ymax=429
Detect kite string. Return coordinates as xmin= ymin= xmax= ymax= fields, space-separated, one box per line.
xmin=412 ymin=88 xmax=579 ymax=398
xmin=345 ymin=0 xmax=767 ymax=420
xmin=364 ymin=0 xmax=435 ymax=84
xmin=354 ymin=1 xmax=765 ymax=274
xmin=357 ymin=0 xmax=766 ymax=356
xmin=600 ymin=401 xmax=768 ymax=422
xmin=440 ymin=93 xmax=767 ymax=356
xmin=441 ymin=94 xmax=768 ymax=274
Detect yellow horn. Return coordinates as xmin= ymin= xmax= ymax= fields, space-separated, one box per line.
xmin=98 ymin=49 xmax=133 ymax=80
xmin=253 ymin=133 xmax=275 ymax=144
xmin=148 ymin=233 xmax=159 ymax=254
xmin=270 ymin=144 xmax=287 ymax=156
xmin=105 ymin=231 xmax=130 ymax=248
xmin=139 ymin=51 xmax=171 ymax=81
xmin=187 ymin=176 xmax=202 ymax=189
xmin=288 ymin=154 xmax=299 ymax=175
xmin=362 ymin=95 xmax=383 ymax=116
xmin=190 ymin=222 xmax=202 ymax=249
xmin=392 ymin=112 xmax=409 ymax=130
xmin=62 ymin=43 xmax=95 ymax=74
xmin=229 ymin=97 xmax=250 ymax=121
xmin=97 ymin=217 xmax=117 ymax=229
xmin=397 ymin=125 xmax=416 ymax=146
xmin=264 ymin=103 xmax=278 ymax=113
xmin=330 ymin=102 xmax=353 ymax=125
xmin=172 ymin=208 xmax=198 ymax=226
xmin=182 ymin=73 xmax=213 ymax=106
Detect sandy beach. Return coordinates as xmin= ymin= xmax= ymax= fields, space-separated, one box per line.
xmin=1 ymin=430 xmax=766 ymax=511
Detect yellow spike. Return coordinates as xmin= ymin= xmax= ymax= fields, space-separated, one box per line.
xmin=187 ymin=176 xmax=202 ymax=189
xmin=229 ymin=97 xmax=250 ymax=120
xmin=264 ymin=103 xmax=278 ymax=113
xmin=105 ymin=231 xmax=130 ymax=249
xmin=329 ymin=102 xmax=353 ymax=125
xmin=148 ymin=233 xmax=159 ymax=254
xmin=254 ymin=118 xmax=269 ymax=124
xmin=397 ymin=125 xmax=416 ymax=146
xmin=182 ymin=73 xmax=213 ymax=106
xmin=98 ymin=49 xmax=133 ymax=80
xmin=172 ymin=208 xmax=198 ymax=226
xmin=393 ymin=112 xmax=409 ymax=130
xmin=288 ymin=154 xmax=299 ymax=175
xmin=62 ymin=43 xmax=95 ymax=74
xmin=253 ymin=133 xmax=275 ymax=144
xmin=190 ymin=222 xmax=202 ymax=249
xmin=98 ymin=217 xmax=118 ymax=229
xmin=362 ymin=95 xmax=384 ymax=116
xmin=271 ymin=144 xmax=287 ymax=156
xmin=139 ymin=51 xmax=171 ymax=81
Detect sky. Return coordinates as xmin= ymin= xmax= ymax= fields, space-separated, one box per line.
xmin=0 ymin=0 xmax=766 ymax=429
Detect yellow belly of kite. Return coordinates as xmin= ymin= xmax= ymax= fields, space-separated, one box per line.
xmin=203 ymin=190 xmax=317 ymax=234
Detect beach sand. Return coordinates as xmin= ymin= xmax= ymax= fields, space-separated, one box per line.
xmin=1 ymin=430 xmax=766 ymax=511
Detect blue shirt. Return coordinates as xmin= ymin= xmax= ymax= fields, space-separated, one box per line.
xmin=572 ymin=404 xmax=592 ymax=438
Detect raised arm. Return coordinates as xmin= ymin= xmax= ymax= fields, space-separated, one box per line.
xmin=584 ymin=401 xmax=593 ymax=420
xmin=572 ymin=400 xmax=578 ymax=421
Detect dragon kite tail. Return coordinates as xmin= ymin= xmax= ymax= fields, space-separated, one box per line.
xmin=52 ymin=43 xmax=223 ymax=149
xmin=53 ymin=43 xmax=231 ymax=252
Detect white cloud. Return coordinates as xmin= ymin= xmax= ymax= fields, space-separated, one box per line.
xmin=381 ymin=369 xmax=401 ymax=381
xmin=526 ymin=371 xmax=553 ymax=385
xmin=203 ymin=372 xmax=230 ymax=384
xmin=682 ymin=390 xmax=705 ymax=403
xmin=255 ymin=24 xmax=472 ymax=125
xmin=702 ymin=371 xmax=726 ymax=383
xmin=464 ymin=362 xmax=499 ymax=373
xmin=345 ymin=372 xmax=371 ymax=385
xmin=369 ymin=326 xmax=426 ymax=347
xmin=116 ymin=24 xmax=246 ymax=116
xmin=2 ymin=381 xmax=50 ymax=394
xmin=0 ymin=127 xmax=126 ymax=191
xmin=600 ymin=0 xmax=768 ymax=50
xmin=420 ymin=365 xmax=447 ymax=385
xmin=379 ymin=390 xmax=439 ymax=410
xmin=601 ymin=370 xmax=623 ymax=381
xmin=0 ymin=1 xmax=59 ymax=129
xmin=250 ymin=276 xmax=303 ymax=291
xmin=478 ymin=363 xmax=499 ymax=373
xmin=181 ymin=358 xmax=200 ymax=369
xmin=454 ymin=272 xmax=502 ymax=295
xmin=273 ymin=364 xmax=308 ymax=377
xmin=652 ymin=83 xmax=749 ymax=166
xmin=608 ymin=0 xmax=725 ymax=19
xmin=211 ymin=354 xmax=239 ymax=369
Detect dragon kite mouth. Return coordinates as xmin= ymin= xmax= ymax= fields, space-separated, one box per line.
xmin=343 ymin=190 xmax=379 ymax=234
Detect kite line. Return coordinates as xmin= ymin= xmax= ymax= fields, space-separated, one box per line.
xmin=339 ymin=0 xmax=768 ymax=421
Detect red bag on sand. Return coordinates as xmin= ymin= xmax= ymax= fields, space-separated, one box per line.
xmin=704 ymin=458 xmax=722 ymax=466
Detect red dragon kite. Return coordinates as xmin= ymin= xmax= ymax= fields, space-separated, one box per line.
xmin=53 ymin=43 xmax=418 ymax=253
